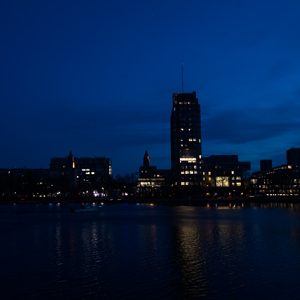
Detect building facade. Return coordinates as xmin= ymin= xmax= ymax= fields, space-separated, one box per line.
xmin=260 ymin=160 xmax=273 ymax=172
xmin=287 ymin=148 xmax=300 ymax=167
xmin=251 ymin=148 xmax=300 ymax=197
xmin=170 ymin=92 xmax=202 ymax=187
xmin=137 ymin=151 xmax=170 ymax=198
xmin=251 ymin=165 xmax=300 ymax=197
xmin=202 ymin=155 xmax=251 ymax=197
xmin=50 ymin=152 xmax=112 ymax=197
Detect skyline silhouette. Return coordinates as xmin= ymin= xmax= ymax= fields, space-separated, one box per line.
xmin=1 ymin=0 xmax=300 ymax=174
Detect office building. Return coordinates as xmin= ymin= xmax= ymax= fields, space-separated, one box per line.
xmin=260 ymin=160 xmax=272 ymax=172
xmin=251 ymin=165 xmax=300 ymax=197
xmin=287 ymin=148 xmax=300 ymax=167
xmin=170 ymin=92 xmax=202 ymax=187
xmin=202 ymin=155 xmax=251 ymax=196
xmin=50 ymin=152 xmax=112 ymax=194
xmin=251 ymin=148 xmax=300 ymax=197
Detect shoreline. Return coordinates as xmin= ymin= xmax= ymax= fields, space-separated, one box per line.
xmin=2 ymin=196 xmax=300 ymax=206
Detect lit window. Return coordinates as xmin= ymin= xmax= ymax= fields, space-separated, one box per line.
xmin=180 ymin=157 xmax=196 ymax=163
xmin=216 ymin=177 xmax=230 ymax=187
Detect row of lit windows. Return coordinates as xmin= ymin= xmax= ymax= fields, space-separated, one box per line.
xmin=258 ymin=185 xmax=300 ymax=189
xmin=180 ymin=157 xmax=197 ymax=163
xmin=214 ymin=177 xmax=242 ymax=187
xmin=83 ymin=171 xmax=95 ymax=175
xmin=138 ymin=181 xmax=163 ymax=187
xmin=266 ymin=193 xmax=299 ymax=196
xmin=181 ymin=171 xmax=198 ymax=175
xmin=181 ymin=182 xmax=190 ymax=186
xmin=181 ymin=165 xmax=198 ymax=170
xmin=178 ymin=101 xmax=191 ymax=105
xmin=203 ymin=171 xmax=239 ymax=178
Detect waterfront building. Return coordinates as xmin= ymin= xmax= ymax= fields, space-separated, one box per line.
xmin=251 ymin=148 xmax=300 ymax=197
xmin=287 ymin=148 xmax=300 ymax=167
xmin=137 ymin=151 xmax=170 ymax=198
xmin=260 ymin=160 xmax=272 ymax=172
xmin=50 ymin=152 xmax=112 ymax=196
xmin=0 ymin=168 xmax=53 ymax=200
xmin=170 ymin=92 xmax=202 ymax=188
xmin=202 ymin=155 xmax=251 ymax=197
xmin=251 ymin=165 xmax=300 ymax=197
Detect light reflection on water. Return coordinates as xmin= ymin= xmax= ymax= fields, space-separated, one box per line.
xmin=1 ymin=204 xmax=300 ymax=299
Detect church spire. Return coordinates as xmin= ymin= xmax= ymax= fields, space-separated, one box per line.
xmin=143 ymin=150 xmax=150 ymax=168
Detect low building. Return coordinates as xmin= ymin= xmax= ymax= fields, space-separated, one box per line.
xmin=202 ymin=155 xmax=251 ymax=197
xmin=50 ymin=152 xmax=112 ymax=197
xmin=260 ymin=160 xmax=273 ymax=172
xmin=287 ymin=148 xmax=300 ymax=167
xmin=251 ymin=165 xmax=300 ymax=197
xmin=137 ymin=151 xmax=170 ymax=198
xmin=251 ymin=148 xmax=300 ymax=197
xmin=0 ymin=168 xmax=53 ymax=200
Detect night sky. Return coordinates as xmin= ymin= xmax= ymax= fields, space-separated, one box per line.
xmin=1 ymin=0 xmax=300 ymax=175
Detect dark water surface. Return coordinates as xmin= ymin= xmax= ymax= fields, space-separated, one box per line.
xmin=1 ymin=203 xmax=300 ymax=299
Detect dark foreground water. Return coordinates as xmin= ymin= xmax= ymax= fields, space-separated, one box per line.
xmin=1 ymin=203 xmax=300 ymax=299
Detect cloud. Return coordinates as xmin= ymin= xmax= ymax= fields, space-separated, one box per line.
xmin=203 ymin=101 xmax=300 ymax=145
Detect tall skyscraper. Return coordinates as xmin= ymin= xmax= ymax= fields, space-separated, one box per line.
xmin=171 ymin=92 xmax=202 ymax=187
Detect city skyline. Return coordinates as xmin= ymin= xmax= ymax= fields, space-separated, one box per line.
xmin=1 ymin=0 xmax=300 ymax=174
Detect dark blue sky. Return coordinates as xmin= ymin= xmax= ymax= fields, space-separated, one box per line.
xmin=1 ymin=0 xmax=300 ymax=174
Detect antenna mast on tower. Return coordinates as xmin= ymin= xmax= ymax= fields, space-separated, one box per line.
xmin=181 ymin=63 xmax=184 ymax=93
